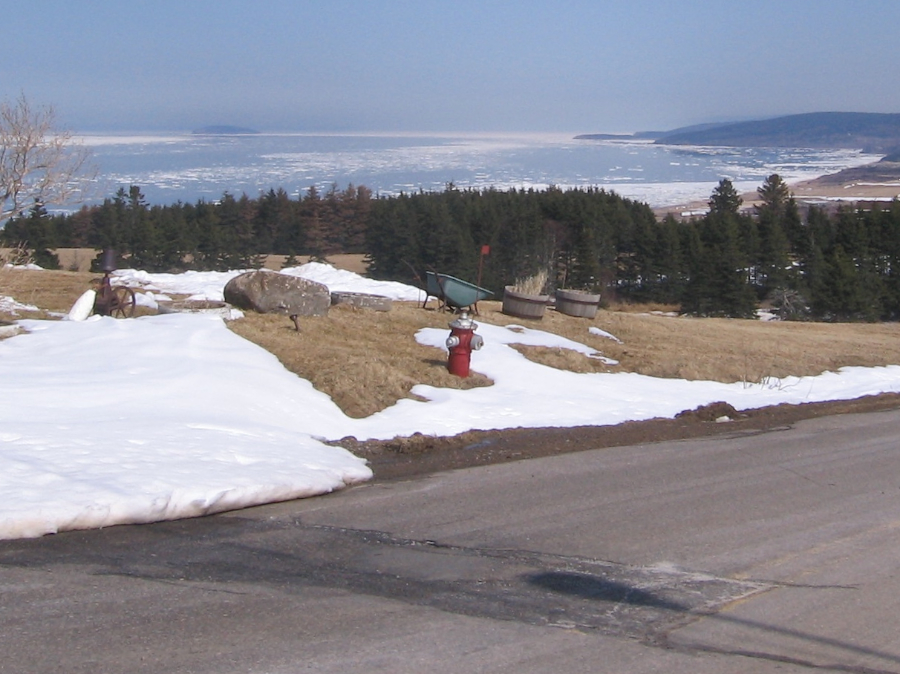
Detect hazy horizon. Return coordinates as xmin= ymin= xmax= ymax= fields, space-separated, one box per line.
xmin=5 ymin=1 xmax=900 ymax=136
xmin=74 ymin=112 xmax=899 ymax=139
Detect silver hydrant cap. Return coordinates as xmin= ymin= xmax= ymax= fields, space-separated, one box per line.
xmin=449 ymin=310 xmax=477 ymax=330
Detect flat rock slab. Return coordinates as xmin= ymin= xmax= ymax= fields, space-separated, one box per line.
xmin=330 ymin=291 xmax=392 ymax=312
xmin=157 ymin=299 xmax=237 ymax=319
xmin=0 ymin=320 xmax=21 ymax=338
xmin=224 ymin=270 xmax=330 ymax=317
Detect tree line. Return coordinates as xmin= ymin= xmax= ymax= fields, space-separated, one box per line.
xmin=4 ymin=177 xmax=900 ymax=321
xmin=3 ymin=184 xmax=372 ymax=272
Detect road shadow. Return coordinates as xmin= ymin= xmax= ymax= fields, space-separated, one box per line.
xmin=527 ymin=571 xmax=687 ymax=612
xmin=4 ymin=518 xmax=899 ymax=670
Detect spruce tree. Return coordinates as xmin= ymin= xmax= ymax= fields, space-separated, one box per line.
xmin=684 ymin=181 xmax=756 ymax=317
xmin=754 ymin=174 xmax=791 ymax=295
xmin=26 ymin=200 xmax=60 ymax=269
xmin=708 ymin=178 xmax=742 ymax=216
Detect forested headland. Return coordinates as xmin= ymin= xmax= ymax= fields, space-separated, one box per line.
xmin=3 ymin=177 xmax=900 ymax=322
xmin=577 ymin=112 xmax=900 ymax=154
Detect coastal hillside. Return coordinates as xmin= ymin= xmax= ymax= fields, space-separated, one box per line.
xmin=655 ymin=112 xmax=900 ymax=152
xmin=577 ymin=113 xmax=900 ymax=153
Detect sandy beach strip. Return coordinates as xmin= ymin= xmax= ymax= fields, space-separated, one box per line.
xmin=789 ymin=176 xmax=900 ymax=202
xmin=656 ymin=161 xmax=900 ymax=219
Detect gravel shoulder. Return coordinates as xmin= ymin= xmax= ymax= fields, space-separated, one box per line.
xmin=337 ymin=393 xmax=900 ymax=482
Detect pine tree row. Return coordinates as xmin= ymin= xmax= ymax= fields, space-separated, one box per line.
xmin=4 ymin=178 xmax=900 ymax=321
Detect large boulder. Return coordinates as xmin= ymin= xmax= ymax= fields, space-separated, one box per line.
xmin=223 ymin=271 xmax=330 ymax=317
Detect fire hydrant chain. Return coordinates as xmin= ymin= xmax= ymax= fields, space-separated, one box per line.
xmin=446 ymin=311 xmax=484 ymax=378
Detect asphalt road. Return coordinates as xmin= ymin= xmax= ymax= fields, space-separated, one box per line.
xmin=3 ymin=409 xmax=900 ymax=673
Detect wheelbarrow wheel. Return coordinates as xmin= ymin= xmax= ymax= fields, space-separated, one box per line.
xmin=110 ymin=286 xmax=136 ymax=318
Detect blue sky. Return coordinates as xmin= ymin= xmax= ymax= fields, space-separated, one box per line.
xmin=5 ymin=0 xmax=899 ymax=133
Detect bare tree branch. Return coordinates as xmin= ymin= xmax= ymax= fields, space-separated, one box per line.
xmin=0 ymin=94 xmax=95 ymax=222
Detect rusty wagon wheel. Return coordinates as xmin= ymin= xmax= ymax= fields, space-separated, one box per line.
xmin=110 ymin=285 xmax=136 ymax=318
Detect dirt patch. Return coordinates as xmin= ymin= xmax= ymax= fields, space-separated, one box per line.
xmin=334 ymin=394 xmax=900 ymax=482
xmin=675 ymin=400 xmax=743 ymax=422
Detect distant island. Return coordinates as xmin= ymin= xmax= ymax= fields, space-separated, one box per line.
xmin=191 ymin=125 xmax=259 ymax=135
xmin=577 ymin=112 xmax=900 ymax=154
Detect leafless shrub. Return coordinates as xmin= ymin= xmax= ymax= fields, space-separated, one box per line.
xmin=1 ymin=94 xmax=95 ymax=222
xmin=0 ymin=242 xmax=32 ymax=268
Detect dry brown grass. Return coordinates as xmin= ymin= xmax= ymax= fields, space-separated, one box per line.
xmin=0 ymin=267 xmax=158 ymax=320
xmin=232 ymin=300 xmax=900 ymax=415
xmin=466 ymin=301 xmax=900 ymax=383
xmin=590 ymin=311 xmax=900 ymax=383
xmin=0 ymin=268 xmax=96 ymax=319
xmin=228 ymin=304 xmax=493 ymax=418
xmin=6 ymin=268 xmax=900 ymax=416
xmin=1 ymin=248 xmax=370 ymax=274
xmin=509 ymin=345 xmax=610 ymax=374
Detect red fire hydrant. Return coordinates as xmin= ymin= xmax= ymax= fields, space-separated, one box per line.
xmin=446 ymin=311 xmax=484 ymax=378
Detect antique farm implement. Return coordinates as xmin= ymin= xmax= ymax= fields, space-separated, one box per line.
xmin=92 ymin=249 xmax=136 ymax=318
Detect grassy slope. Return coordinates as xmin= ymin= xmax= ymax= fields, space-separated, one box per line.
xmin=5 ymin=268 xmax=900 ymax=419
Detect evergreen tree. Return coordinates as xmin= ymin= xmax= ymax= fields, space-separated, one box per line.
xmin=489 ymin=189 xmax=547 ymax=292
xmin=365 ymin=194 xmax=421 ymax=281
xmin=652 ymin=214 xmax=685 ymax=303
xmin=152 ymin=204 xmax=188 ymax=271
xmin=281 ymin=252 xmax=301 ymax=269
xmin=681 ymin=223 xmax=712 ymax=314
xmin=192 ymin=200 xmax=222 ymax=270
xmin=754 ymin=175 xmax=792 ymax=296
xmin=737 ymin=213 xmax=760 ymax=290
xmin=756 ymin=174 xmax=790 ymax=216
xmin=568 ymin=221 xmax=602 ymax=290
xmin=300 ymin=186 xmax=326 ymax=257
xmin=877 ymin=200 xmax=900 ymax=318
xmin=708 ymin=178 xmax=742 ymax=216
xmin=682 ymin=181 xmax=756 ymax=317
xmin=26 ymin=200 xmax=60 ymax=269
xmin=255 ymin=188 xmax=288 ymax=254
xmin=124 ymin=185 xmax=155 ymax=269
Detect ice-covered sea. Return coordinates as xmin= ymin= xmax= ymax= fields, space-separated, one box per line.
xmin=78 ymin=131 xmax=879 ymax=208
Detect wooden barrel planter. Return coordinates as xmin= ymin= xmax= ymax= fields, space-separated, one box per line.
xmin=502 ymin=286 xmax=549 ymax=319
xmin=555 ymin=289 xmax=601 ymax=318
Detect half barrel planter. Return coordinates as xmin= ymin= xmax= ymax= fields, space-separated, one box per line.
xmin=502 ymin=286 xmax=549 ymax=319
xmin=554 ymin=288 xmax=601 ymax=318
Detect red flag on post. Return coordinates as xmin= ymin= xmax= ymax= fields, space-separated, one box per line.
xmin=481 ymin=245 xmax=490 ymax=256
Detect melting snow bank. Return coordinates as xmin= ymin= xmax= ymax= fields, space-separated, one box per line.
xmin=5 ymin=312 xmax=900 ymax=540
xmin=0 ymin=314 xmax=370 ymax=540
xmin=342 ymin=322 xmax=900 ymax=439
xmin=114 ymin=261 xmax=427 ymax=304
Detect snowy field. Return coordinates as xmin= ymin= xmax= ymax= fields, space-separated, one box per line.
xmin=4 ymin=262 xmax=900 ymax=540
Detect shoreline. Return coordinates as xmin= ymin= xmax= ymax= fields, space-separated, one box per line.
xmin=655 ymin=160 xmax=900 ymax=218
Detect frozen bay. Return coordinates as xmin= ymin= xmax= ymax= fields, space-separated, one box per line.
xmin=78 ymin=131 xmax=879 ymax=208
